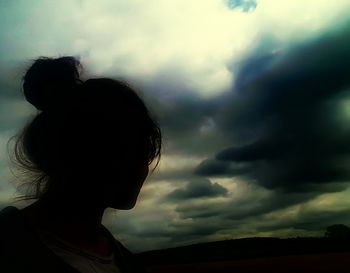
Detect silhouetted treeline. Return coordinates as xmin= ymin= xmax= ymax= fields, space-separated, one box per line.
xmin=136 ymin=237 xmax=350 ymax=265
xmin=325 ymin=224 xmax=350 ymax=239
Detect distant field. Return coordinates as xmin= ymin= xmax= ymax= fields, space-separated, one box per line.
xmin=144 ymin=252 xmax=350 ymax=273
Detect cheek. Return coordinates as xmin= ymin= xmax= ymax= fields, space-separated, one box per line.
xmin=104 ymin=164 xmax=149 ymax=194
xmin=124 ymin=164 xmax=149 ymax=190
xmin=139 ymin=164 xmax=149 ymax=182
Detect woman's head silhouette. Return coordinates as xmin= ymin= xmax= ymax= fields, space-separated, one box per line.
xmin=12 ymin=56 xmax=161 ymax=210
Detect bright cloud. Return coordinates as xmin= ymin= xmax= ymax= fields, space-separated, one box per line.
xmin=1 ymin=1 xmax=349 ymax=97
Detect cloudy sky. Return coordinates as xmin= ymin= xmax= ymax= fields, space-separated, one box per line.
xmin=1 ymin=0 xmax=350 ymax=252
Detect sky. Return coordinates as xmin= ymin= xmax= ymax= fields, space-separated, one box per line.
xmin=1 ymin=0 xmax=350 ymax=252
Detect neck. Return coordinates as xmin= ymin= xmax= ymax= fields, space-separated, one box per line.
xmin=21 ymin=194 xmax=107 ymax=246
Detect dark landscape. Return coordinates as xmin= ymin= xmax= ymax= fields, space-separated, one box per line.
xmin=136 ymin=236 xmax=350 ymax=272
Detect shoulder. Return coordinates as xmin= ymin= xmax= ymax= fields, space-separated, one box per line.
xmin=0 ymin=206 xmax=22 ymax=236
xmin=0 ymin=205 xmax=19 ymax=220
xmin=0 ymin=206 xmax=36 ymax=271
xmin=0 ymin=205 xmax=39 ymax=253
xmin=0 ymin=205 xmax=34 ymax=239
xmin=0 ymin=206 xmax=83 ymax=273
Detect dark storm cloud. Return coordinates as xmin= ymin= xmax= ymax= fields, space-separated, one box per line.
xmin=175 ymin=189 xmax=316 ymax=220
xmin=256 ymin=206 xmax=350 ymax=233
xmin=151 ymin=166 xmax=195 ymax=182
xmin=133 ymin=24 xmax=350 ymax=246
xmin=165 ymin=178 xmax=228 ymax=201
xmin=160 ymin=185 xmax=350 ymax=245
xmin=197 ymin=23 xmax=350 ymax=193
xmin=194 ymin=159 xmax=250 ymax=176
xmin=142 ymin=89 xmax=221 ymax=154
xmin=113 ymin=215 xmax=227 ymax=249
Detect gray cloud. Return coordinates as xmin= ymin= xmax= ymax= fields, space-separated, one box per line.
xmin=141 ymin=85 xmax=231 ymax=157
xmin=195 ymin=159 xmax=251 ymax=176
xmin=165 ymin=178 xmax=228 ymax=201
xmin=174 ymin=188 xmax=315 ymax=221
xmin=197 ymin=23 xmax=350 ymax=193
xmin=255 ymin=204 xmax=350 ymax=233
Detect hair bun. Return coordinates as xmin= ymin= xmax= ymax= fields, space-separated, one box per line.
xmin=23 ymin=56 xmax=81 ymax=111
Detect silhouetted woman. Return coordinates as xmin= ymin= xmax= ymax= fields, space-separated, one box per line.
xmin=0 ymin=56 xmax=161 ymax=273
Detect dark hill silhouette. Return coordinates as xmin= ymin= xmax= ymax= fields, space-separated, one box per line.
xmin=136 ymin=237 xmax=350 ymax=265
